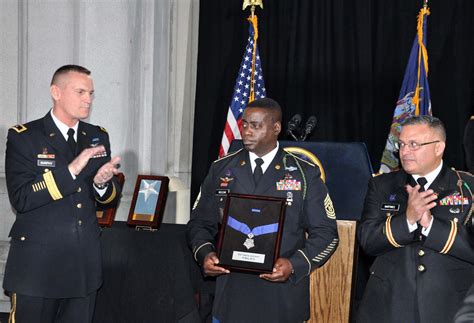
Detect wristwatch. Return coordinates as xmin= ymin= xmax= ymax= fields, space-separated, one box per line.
xmin=94 ymin=182 xmax=109 ymax=190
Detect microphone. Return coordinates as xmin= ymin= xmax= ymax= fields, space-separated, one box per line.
xmin=301 ymin=116 xmax=317 ymax=141
xmin=304 ymin=116 xmax=317 ymax=134
xmin=286 ymin=114 xmax=302 ymax=141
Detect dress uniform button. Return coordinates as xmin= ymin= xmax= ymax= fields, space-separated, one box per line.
xmin=44 ymin=169 xmax=49 ymax=173
xmin=20 ymin=236 xmax=26 ymax=241
xmin=77 ymin=187 xmax=82 ymax=193
xmin=418 ymin=249 xmax=425 ymax=257
xmin=77 ymin=203 xmax=82 ymax=208
xmin=78 ymin=220 xmax=82 ymax=225
xmin=418 ymin=265 xmax=425 ymax=272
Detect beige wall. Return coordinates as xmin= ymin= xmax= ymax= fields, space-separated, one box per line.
xmin=0 ymin=0 xmax=199 ymax=238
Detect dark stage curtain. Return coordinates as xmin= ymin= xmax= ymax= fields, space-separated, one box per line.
xmin=192 ymin=0 xmax=474 ymax=202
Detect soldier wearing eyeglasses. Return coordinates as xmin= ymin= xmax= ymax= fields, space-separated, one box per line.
xmin=357 ymin=115 xmax=474 ymax=323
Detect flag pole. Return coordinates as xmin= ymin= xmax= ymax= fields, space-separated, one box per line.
xmin=219 ymin=0 xmax=267 ymax=157
xmin=242 ymin=0 xmax=264 ymax=102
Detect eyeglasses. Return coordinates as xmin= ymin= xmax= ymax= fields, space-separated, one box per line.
xmin=394 ymin=140 xmax=440 ymax=151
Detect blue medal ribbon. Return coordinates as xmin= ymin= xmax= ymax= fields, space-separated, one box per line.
xmin=227 ymin=216 xmax=279 ymax=238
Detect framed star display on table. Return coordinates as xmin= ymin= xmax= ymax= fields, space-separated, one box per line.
xmin=127 ymin=175 xmax=169 ymax=229
xmin=216 ymin=193 xmax=286 ymax=273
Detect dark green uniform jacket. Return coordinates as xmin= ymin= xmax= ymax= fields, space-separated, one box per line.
xmin=187 ymin=147 xmax=338 ymax=323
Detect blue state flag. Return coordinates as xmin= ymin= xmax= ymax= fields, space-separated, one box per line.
xmin=379 ymin=5 xmax=431 ymax=173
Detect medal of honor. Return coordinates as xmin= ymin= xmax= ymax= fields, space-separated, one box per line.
xmin=244 ymin=233 xmax=255 ymax=249
xmin=227 ymin=216 xmax=279 ymax=250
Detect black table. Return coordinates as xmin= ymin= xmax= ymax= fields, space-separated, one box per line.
xmin=93 ymin=222 xmax=203 ymax=323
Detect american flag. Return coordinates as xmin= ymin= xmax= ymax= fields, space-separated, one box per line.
xmin=219 ymin=15 xmax=266 ymax=157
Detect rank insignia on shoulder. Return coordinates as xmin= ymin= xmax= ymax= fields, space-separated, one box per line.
xmin=10 ymin=124 xmax=27 ymax=133
xmin=99 ymin=126 xmax=108 ymax=133
xmin=324 ymin=194 xmax=336 ymax=219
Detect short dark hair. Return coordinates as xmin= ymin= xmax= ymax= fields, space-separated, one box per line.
xmin=51 ymin=65 xmax=91 ymax=85
xmin=246 ymin=97 xmax=282 ymax=122
xmin=402 ymin=115 xmax=446 ymax=141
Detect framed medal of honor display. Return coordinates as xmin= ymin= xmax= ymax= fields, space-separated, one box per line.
xmin=216 ymin=193 xmax=286 ymax=273
xmin=127 ymin=175 xmax=169 ymax=229
xmin=96 ymin=172 xmax=125 ymax=227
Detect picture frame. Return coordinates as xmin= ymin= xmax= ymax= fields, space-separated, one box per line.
xmin=96 ymin=172 xmax=125 ymax=227
xmin=127 ymin=175 xmax=169 ymax=229
xmin=216 ymin=193 xmax=286 ymax=273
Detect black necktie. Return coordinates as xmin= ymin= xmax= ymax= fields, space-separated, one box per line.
xmin=417 ymin=177 xmax=427 ymax=192
xmin=67 ymin=128 xmax=77 ymax=155
xmin=254 ymin=158 xmax=264 ymax=185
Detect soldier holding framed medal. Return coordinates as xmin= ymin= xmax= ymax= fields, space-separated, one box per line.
xmin=187 ymin=98 xmax=339 ymax=323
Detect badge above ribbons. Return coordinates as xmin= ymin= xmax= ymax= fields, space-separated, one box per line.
xmin=283 ymin=147 xmax=326 ymax=182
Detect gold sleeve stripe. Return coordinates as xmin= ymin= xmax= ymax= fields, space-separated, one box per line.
xmin=8 ymin=292 xmax=16 ymax=323
xmin=297 ymin=249 xmax=312 ymax=276
xmin=312 ymin=238 xmax=339 ymax=263
xmin=385 ymin=215 xmax=403 ymax=248
xmin=440 ymin=220 xmax=457 ymax=254
xmin=32 ymin=181 xmax=47 ymax=192
xmin=324 ymin=194 xmax=336 ymax=219
xmin=43 ymin=171 xmax=63 ymax=200
xmin=96 ymin=182 xmax=117 ymax=205
xmin=193 ymin=242 xmax=214 ymax=262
